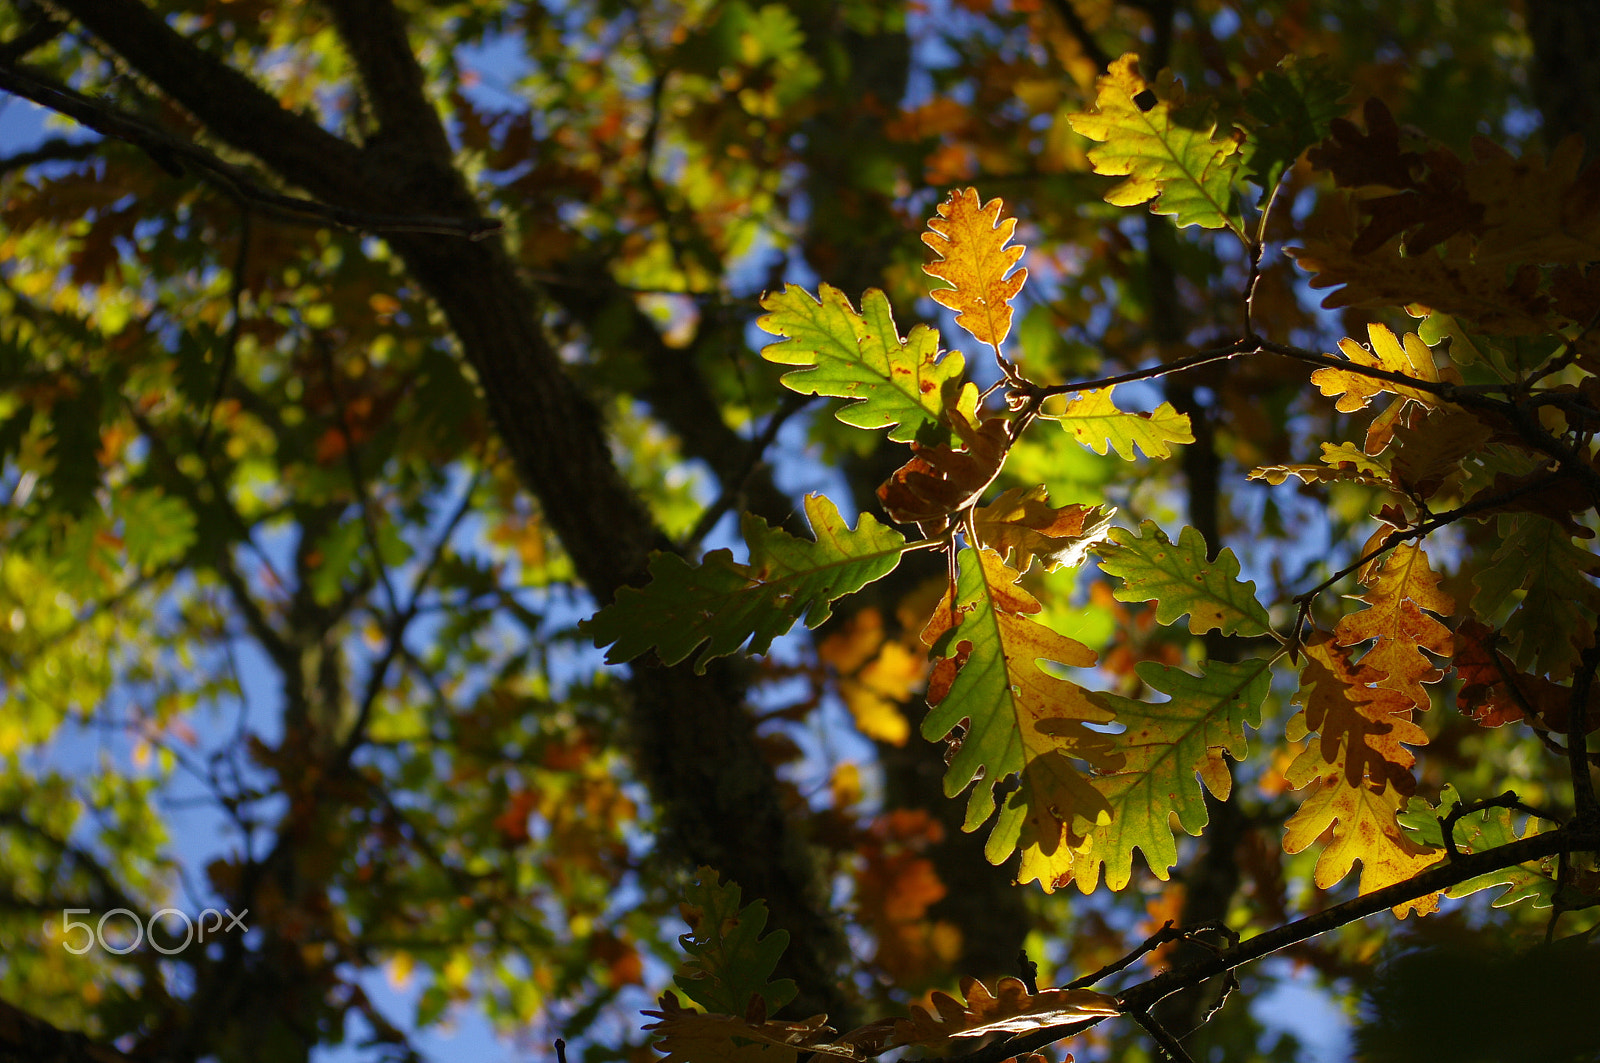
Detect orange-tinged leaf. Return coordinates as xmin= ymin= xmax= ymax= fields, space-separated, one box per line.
xmin=1290 ymin=636 xmax=1427 ymax=787
xmin=970 ymin=486 xmax=1115 ymax=573
xmin=1333 ymin=542 xmax=1454 ymax=713
xmin=892 ymin=976 xmax=1119 ymax=1047
xmin=922 ymin=188 xmax=1029 ymax=352
xmin=1453 ymin=619 xmax=1600 ymax=733
xmin=921 ymin=548 xmax=1122 ymax=870
xmin=877 ymin=415 xmax=1011 ymax=527
xmin=1281 ymin=637 xmax=1441 ymax=915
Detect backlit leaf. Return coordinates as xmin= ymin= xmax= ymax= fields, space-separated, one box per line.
xmin=1046 ymin=386 xmax=1193 ymax=460
xmin=1398 ymin=785 xmax=1557 ymax=910
xmin=1282 ymin=638 xmax=1441 ymax=915
xmin=758 ymin=284 xmax=966 ymax=444
xmin=1332 ymin=542 xmax=1454 ymax=713
xmin=1093 ymin=522 xmax=1273 ymax=638
xmin=920 ymin=548 xmax=1122 ymax=870
xmin=891 ymin=976 xmax=1118 ymax=1047
xmin=922 ymin=187 xmax=1029 ymax=351
xmin=586 ymin=494 xmax=906 ymax=672
xmin=1310 ymin=323 xmax=1441 ymax=454
xmin=1062 ymin=658 xmax=1271 ymax=892
xmin=970 ymin=486 xmax=1114 ymax=573
xmin=1068 ymin=53 xmax=1242 ymax=231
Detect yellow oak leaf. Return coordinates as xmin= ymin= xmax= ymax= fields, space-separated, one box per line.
xmin=1310 ymin=323 xmax=1443 ymax=454
xmin=1333 ymin=542 xmax=1455 ymax=713
xmin=922 ymin=187 xmax=1028 ymax=351
xmin=1282 ymin=637 xmax=1442 ymax=915
xmin=1046 ymin=386 xmax=1193 ymax=460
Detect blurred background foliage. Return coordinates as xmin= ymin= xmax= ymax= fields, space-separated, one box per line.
xmin=0 ymin=1 xmax=1593 ymax=1061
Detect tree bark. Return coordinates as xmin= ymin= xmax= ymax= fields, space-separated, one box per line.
xmin=45 ymin=0 xmax=853 ymax=1023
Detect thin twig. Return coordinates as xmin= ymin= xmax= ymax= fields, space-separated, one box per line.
xmin=1127 ymin=1007 xmax=1196 ymax=1063
xmin=1065 ymin=921 xmax=1182 ymax=989
xmin=198 ymin=204 xmax=252 ymax=454
xmin=1439 ymin=790 xmax=1562 ymax=860
xmin=1289 ymin=471 xmax=1564 ymax=611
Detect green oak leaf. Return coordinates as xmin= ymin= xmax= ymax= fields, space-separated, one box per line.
xmin=1398 ymin=785 xmax=1557 ymax=910
xmin=674 ymin=866 xmax=797 ymax=1015
xmin=1241 ymin=55 xmax=1349 ymax=192
xmin=1094 ymin=522 xmax=1273 ymax=637
xmin=1068 ymin=53 xmax=1242 ymax=232
xmin=585 ymin=493 xmax=906 ymax=672
xmin=758 ymin=283 xmax=966 ymax=444
xmin=1070 ymin=658 xmax=1271 ymax=891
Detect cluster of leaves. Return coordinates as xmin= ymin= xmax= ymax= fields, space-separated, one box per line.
xmin=3 ymin=2 xmax=1600 ymax=1062
xmin=591 ymin=49 xmax=1600 ymax=1062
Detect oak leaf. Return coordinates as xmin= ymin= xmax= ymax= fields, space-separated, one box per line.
xmin=876 ymin=414 xmax=1010 ymax=527
xmin=674 ymin=867 xmax=797 ymax=1015
xmin=920 ymin=548 xmax=1122 ymax=869
xmin=1058 ymin=658 xmax=1271 ymax=893
xmin=1046 ymin=386 xmax=1194 ymax=460
xmin=1399 ymin=785 xmax=1559 ymax=910
xmin=970 ymin=485 xmax=1114 ymax=573
xmin=1288 ymin=197 xmax=1553 ymax=335
xmin=1452 ymin=619 xmax=1600 ymax=733
xmin=1332 ymin=542 xmax=1454 ymax=714
xmin=1239 ymin=55 xmax=1349 ymax=192
xmin=1093 ymin=522 xmax=1273 ymax=638
xmin=1281 ymin=638 xmax=1441 ymax=915
xmin=892 ymin=976 xmax=1118 ymax=1047
xmin=1068 ymin=53 xmax=1242 ymax=232
xmin=922 ymin=187 xmax=1029 ymax=351
xmin=758 ymin=284 xmax=966 ymax=444
xmin=1249 ymin=441 xmax=1392 ymax=489
xmin=586 ymin=494 xmax=905 ymax=672
xmin=1310 ymin=323 xmax=1442 ymax=454
xmin=1471 ymin=514 xmax=1600 ymax=680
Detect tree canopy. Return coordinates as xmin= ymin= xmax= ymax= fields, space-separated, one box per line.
xmin=0 ymin=2 xmax=1598 ymax=1062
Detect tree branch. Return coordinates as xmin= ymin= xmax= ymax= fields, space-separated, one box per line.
xmin=932 ymin=823 xmax=1600 ymax=1063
